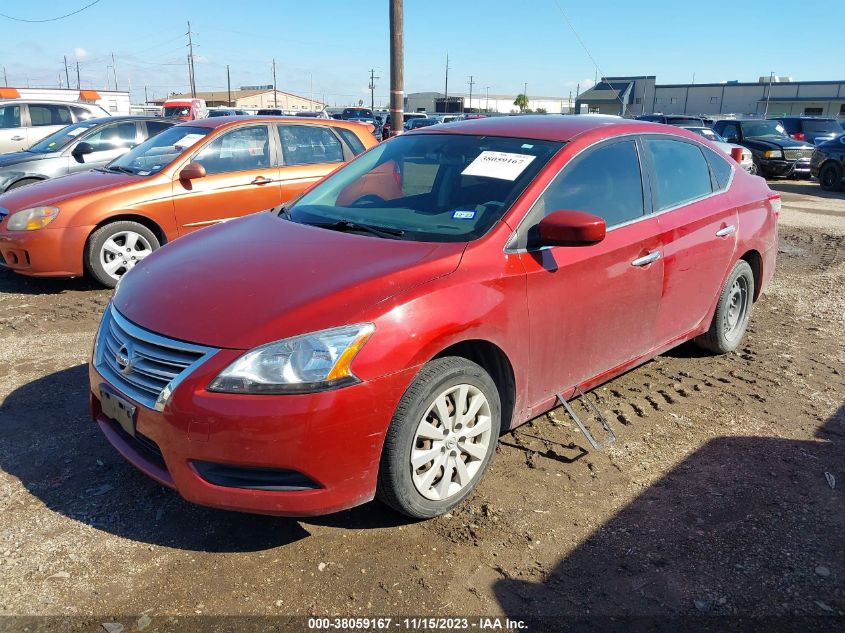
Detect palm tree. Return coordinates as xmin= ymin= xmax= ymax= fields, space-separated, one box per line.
xmin=513 ymin=93 xmax=529 ymax=113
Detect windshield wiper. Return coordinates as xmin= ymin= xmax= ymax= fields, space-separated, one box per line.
xmin=106 ymin=165 xmax=136 ymax=175
xmin=310 ymin=219 xmax=405 ymax=239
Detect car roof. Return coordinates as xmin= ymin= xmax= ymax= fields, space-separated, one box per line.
xmin=0 ymin=99 xmax=105 ymax=107
xmin=411 ymin=114 xmax=662 ymax=142
xmin=180 ymin=115 xmax=373 ymax=133
xmin=81 ymin=115 xmax=172 ymax=124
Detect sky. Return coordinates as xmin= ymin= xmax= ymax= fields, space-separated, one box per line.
xmin=0 ymin=0 xmax=842 ymax=107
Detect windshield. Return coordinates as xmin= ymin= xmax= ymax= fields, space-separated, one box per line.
xmin=164 ymin=106 xmax=191 ymax=118
xmin=107 ymin=125 xmax=210 ymax=175
xmin=286 ymin=133 xmax=562 ymax=242
xmin=741 ymin=121 xmax=788 ymax=139
xmin=28 ymin=120 xmax=100 ymax=153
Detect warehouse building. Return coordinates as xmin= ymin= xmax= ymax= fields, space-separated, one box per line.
xmin=405 ymin=91 xmax=574 ymax=115
xmin=576 ymin=76 xmax=845 ymax=119
xmin=153 ymin=88 xmax=324 ymax=111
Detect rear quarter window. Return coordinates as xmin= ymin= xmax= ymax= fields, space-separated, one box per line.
xmin=336 ymin=128 xmax=366 ymax=155
xmin=702 ymin=146 xmax=734 ymax=191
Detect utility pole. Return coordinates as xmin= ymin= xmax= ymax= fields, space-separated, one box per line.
xmin=111 ymin=52 xmax=118 ymax=90
xmin=272 ymin=58 xmax=277 ymax=107
xmin=186 ymin=21 xmax=196 ymax=98
xmin=226 ymin=64 xmax=231 ymax=105
xmin=467 ymin=75 xmax=475 ymax=113
xmin=76 ymin=61 xmax=81 ymax=89
xmin=63 ymin=56 xmax=70 ymax=90
xmin=389 ymin=0 xmax=403 ymax=135
xmin=309 ymin=72 xmax=313 ymax=107
xmin=443 ymin=52 xmax=449 ymax=114
xmin=764 ymin=71 xmax=774 ymax=117
xmin=144 ymin=85 xmax=148 ymax=104
xmin=2 ymin=66 xmax=7 ymax=87
xmin=485 ymin=86 xmax=490 ymax=112
xmin=368 ymin=68 xmax=379 ymax=112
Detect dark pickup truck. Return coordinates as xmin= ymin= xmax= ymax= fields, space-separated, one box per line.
xmin=713 ymin=118 xmax=815 ymax=178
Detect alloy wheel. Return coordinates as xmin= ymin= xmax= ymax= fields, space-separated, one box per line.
xmin=99 ymin=230 xmax=153 ymax=281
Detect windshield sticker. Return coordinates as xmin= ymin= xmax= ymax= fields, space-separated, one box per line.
xmin=174 ymin=133 xmax=206 ymax=148
xmin=462 ymin=151 xmax=536 ymax=181
xmin=521 ymin=144 xmax=534 ymax=149
xmin=452 ymin=210 xmax=476 ymax=220
xmin=137 ymin=170 xmax=151 ymax=176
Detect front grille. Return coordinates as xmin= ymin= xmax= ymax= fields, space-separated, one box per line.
xmin=784 ymin=148 xmax=813 ymax=161
xmin=95 ymin=305 xmax=218 ymax=409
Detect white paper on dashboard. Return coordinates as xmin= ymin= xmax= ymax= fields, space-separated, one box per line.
xmin=461 ymin=151 xmax=536 ymax=180
xmin=174 ymin=134 xmax=205 ymax=148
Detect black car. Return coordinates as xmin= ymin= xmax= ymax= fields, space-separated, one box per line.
xmin=256 ymin=108 xmax=284 ymax=115
xmin=712 ymin=118 xmax=815 ymax=179
xmin=771 ymin=117 xmax=842 ymax=146
xmin=810 ymin=135 xmax=845 ymax=191
xmin=636 ymin=114 xmax=706 ymax=126
xmin=340 ymin=107 xmax=374 ymax=120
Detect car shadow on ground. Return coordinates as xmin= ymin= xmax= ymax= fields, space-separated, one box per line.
xmin=0 ymin=363 xmax=407 ymax=551
xmin=0 ymin=268 xmax=101 ymax=295
xmin=770 ymin=181 xmax=844 ymax=200
xmin=492 ymin=404 xmax=845 ymax=631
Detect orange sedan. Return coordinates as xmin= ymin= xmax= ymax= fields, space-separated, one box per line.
xmin=0 ymin=116 xmax=377 ymax=286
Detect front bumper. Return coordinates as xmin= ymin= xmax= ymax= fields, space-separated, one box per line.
xmin=0 ymin=225 xmax=92 ymax=277
xmin=89 ymin=358 xmax=418 ymax=517
xmin=757 ymin=158 xmax=811 ymax=178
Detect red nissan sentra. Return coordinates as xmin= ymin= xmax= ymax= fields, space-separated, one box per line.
xmin=89 ymin=116 xmax=778 ymax=518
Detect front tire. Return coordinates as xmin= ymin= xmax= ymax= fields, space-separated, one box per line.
xmin=819 ymin=162 xmax=843 ymax=192
xmin=377 ymin=357 xmax=501 ymax=519
xmin=85 ymin=221 xmax=159 ymax=288
xmin=694 ymin=260 xmax=755 ymax=354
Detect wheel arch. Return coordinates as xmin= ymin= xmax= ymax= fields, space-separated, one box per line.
xmin=740 ymin=249 xmax=763 ymax=301
xmin=432 ymin=339 xmax=517 ymax=432
xmin=5 ymin=176 xmax=46 ymax=192
xmin=86 ymin=213 xmax=168 ymax=248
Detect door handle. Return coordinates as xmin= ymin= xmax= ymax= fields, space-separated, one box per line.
xmin=11 ymin=135 xmax=24 ymax=141
xmin=716 ymin=225 xmax=736 ymax=237
xmin=631 ymin=250 xmax=661 ymax=267
xmin=251 ymin=176 xmax=272 ymax=185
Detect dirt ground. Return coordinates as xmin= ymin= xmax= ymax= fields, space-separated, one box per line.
xmin=0 ymin=180 xmax=842 ymax=631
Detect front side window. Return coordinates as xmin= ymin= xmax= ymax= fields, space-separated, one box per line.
xmin=529 ymin=139 xmax=645 ymax=230
xmin=720 ymin=123 xmax=740 ymax=140
xmin=84 ymin=122 xmax=137 ymax=152
xmin=28 ymin=104 xmax=72 ymax=126
xmin=278 ymin=125 xmax=343 ymax=166
xmin=646 ymin=138 xmax=713 ymax=211
xmin=286 ymin=133 xmax=562 ymax=243
xmin=0 ymin=104 xmax=21 ymax=129
xmin=108 ymin=125 xmax=211 ymax=175
xmin=194 ymin=126 xmax=270 ymax=175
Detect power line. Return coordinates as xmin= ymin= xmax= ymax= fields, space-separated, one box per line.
xmin=0 ymin=0 xmax=101 ymax=23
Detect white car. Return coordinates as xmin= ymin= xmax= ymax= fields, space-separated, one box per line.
xmin=0 ymin=100 xmax=110 ymax=154
xmin=682 ymin=125 xmax=755 ymax=174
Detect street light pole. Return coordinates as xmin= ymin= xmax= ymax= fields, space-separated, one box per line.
xmin=467 ymin=75 xmax=474 ymax=113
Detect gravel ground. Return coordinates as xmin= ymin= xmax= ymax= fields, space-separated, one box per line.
xmin=0 ymin=180 xmax=842 ymax=630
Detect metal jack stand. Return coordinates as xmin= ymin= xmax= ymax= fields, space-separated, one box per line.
xmin=557 ymin=387 xmax=617 ymax=450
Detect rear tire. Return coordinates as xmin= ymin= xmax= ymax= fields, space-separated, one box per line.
xmin=694 ymin=260 xmax=755 ymax=354
xmin=377 ymin=357 xmax=501 ymax=519
xmin=819 ymin=162 xmax=843 ymax=192
xmin=85 ymin=221 xmax=159 ymax=288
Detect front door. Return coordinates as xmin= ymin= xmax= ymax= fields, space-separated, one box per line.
xmin=516 ymin=138 xmax=664 ymax=405
xmin=0 ymin=103 xmax=26 ymax=153
xmin=172 ymin=124 xmax=282 ymax=235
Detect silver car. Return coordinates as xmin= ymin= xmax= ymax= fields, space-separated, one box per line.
xmin=682 ymin=126 xmax=756 ymax=174
xmin=0 ymin=99 xmax=110 ymax=154
xmin=0 ymin=116 xmax=173 ymax=192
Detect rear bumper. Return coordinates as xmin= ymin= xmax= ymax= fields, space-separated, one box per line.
xmin=0 ymin=225 xmax=91 ymax=277
xmin=89 ymin=360 xmax=418 ymax=516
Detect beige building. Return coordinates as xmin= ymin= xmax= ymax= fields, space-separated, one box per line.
xmin=154 ymin=88 xmax=324 ymax=111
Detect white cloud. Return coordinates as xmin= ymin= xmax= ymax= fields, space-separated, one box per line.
xmin=193 ymin=55 xmax=209 ymax=64
xmin=74 ymin=47 xmax=88 ymax=60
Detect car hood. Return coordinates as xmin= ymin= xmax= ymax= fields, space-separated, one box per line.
xmin=743 ymin=136 xmax=814 ymax=151
xmin=0 ymin=151 xmax=44 ymax=168
xmin=0 ymin=168 xmax=135 ymax=210
xmin=114 ymin=212 xmax=467 ymax=350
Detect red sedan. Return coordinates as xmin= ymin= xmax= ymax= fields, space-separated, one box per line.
xmin=89 ymin=116 xmax=778 ymax=518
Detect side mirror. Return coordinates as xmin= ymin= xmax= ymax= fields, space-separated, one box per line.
xmin=71 ymin=141 xmax=94 ymax=159
xmin=179 ymin=161 xmax=207 ymax=181
xmin=535 ymin=210 xmax=606 ymax=247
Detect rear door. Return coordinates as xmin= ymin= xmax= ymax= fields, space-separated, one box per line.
xmin=171 ymin=124 xmax=282 ymax=234
xmin=0 ymin=103 xmax=25 ymax=152
xmin=646 ymin=136 xmax=738 ymax=343
xmin=275 ymin=124 xmax=347 ymax=202
xmin=517 ymin=137 xmax=664 ymax=402
xmin=25 ymin=103 xmax=74 ymax=146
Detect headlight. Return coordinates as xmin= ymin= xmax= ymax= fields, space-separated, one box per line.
xmin=208 ymin=323 xmax=375 ymax=394
xmin=763 ymin=150 xmax=783 ymax=160
xmin=6 ymin=206 xmax=60 ymax=231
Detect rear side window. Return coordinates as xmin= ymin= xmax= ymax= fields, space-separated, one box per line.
xmin=0 ymin=104 xmax=20 ymax=128
xmin=531 ymin=139 xmax=645 ymax=228
xmin=336 ymin=128 xmax=366 ymax=155
xmin=278 ymin=125 xmax=344 ymax=166
xmin=803 ymin=119 xmax=841 ymax=134
xmin=778 ymin=119 xmax=799 ymax=134
xmin=646 ymin=138 xmax=713 ymax=210
xmin=29 ymin=104 xmax=73 ymax=126
xmin=702 ymin=146 xmax=734 ymax=191
xmin=70 ymin=105 xmax=97 ymax=121
xmin=144 ymin=121 xmax=172 ymax=137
